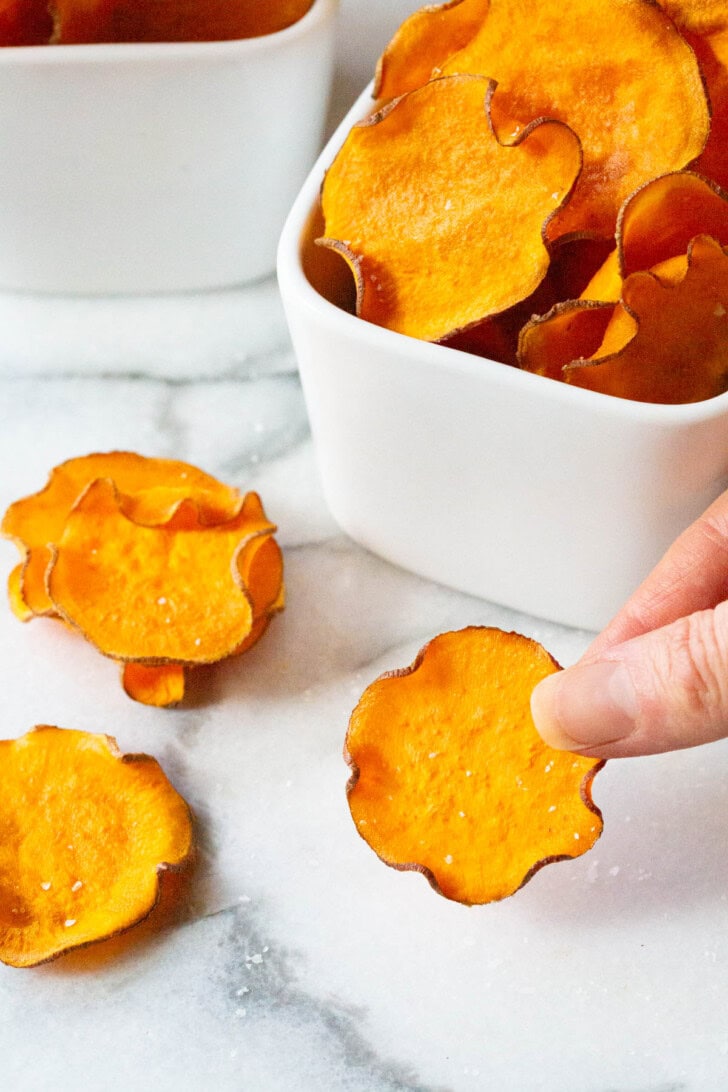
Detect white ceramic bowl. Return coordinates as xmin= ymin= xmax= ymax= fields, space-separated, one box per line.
xmin=0 ymin=0 xmax=337 ymax=295
xmin=278 ymin=83 xmax=728 ymax=632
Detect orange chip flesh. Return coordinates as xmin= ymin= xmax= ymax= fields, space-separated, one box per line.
xmin=320 ymin=74 xmax=582 ymax=341
xmin=0 ymin=725 xmax=193 ymax=968
xmin=50 ymin=0 xmax=314 ymax=43
xmin=1 ymin=452 xmax=241 ymax=618
xmin=428 ymin=0 xmax=709 ymax=241
xmin=121 ymin=662 xmax=186 ymax=708
xmin=617 ymin=172 xmax=728 ymax=281
xmin=0 ymin=0 xmax=53 ymax=44
xmin=345 ymin=627 xmax=604 ymax=906
xmin=565 ymin=235 xmax=728 ymax=403
xmin=374 ymin=0 xmax=489 ymax=101
xmin=46 ymin=479 xmax=268 ymax=665
xmin=658 ymin=1 xmax=728 ymax=191
xmin=518 ymin=300 xmax=617 ymax=381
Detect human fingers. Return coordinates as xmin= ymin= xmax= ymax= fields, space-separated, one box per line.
xmin=586 ymin=487 xmax=728 ymax=660
xmin=531 ymin=599 xmax=728 ymax=758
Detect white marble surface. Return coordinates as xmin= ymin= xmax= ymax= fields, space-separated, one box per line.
xmin=1 ymin=4 xmax=728 ymax=1090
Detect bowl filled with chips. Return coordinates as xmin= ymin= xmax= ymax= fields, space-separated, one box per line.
xmin=0 ymin=0 xmax=337 ymax=294
xmin=278 ymin=0 xmax=728 ymax=632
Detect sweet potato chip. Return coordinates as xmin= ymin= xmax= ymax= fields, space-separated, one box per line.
xmin=0 ymin=0 xmax=53 ymax=44
xmin=320 ymin=74 xmax=581 ymax=341
xmin=518 ymin=300 xmax=617 ymax=381
xmin=47 ymin=479 xmax=264 ymax=664
xmin=51 ymin=0 xmax=315 ymax=43
xmin=0 ymin=725 xmax=192 ymax=967
xmin=374 ymin=0 xmax=489 ymax=101
xmin=658 ymin=1 xmax=728 ymax=191
xmin=1 ymin=451 xmax=241 ymax=618
xmin=121 ymin=662 xmax=186 ymax=707
xmin=430 ymin=0 xmax=709 ymax=241
xmin=345 ymin=627 xmax=604 ymax=905
xmin=617 ymin=172 xmax=728 ymax=282
xmin=566 ymin=235 xmax=728 ymax=402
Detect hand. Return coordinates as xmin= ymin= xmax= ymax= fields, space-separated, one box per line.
xmin=531 ymin=488 xmax=728 ymax=758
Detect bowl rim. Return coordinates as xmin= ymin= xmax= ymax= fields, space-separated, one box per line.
xmin=278 ymin=78 xmax=728 ymax=426
xmin=0 ymin=0 xmax=337 ymax=65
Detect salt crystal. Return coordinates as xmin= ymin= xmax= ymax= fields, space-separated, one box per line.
xmin=445 ymin=199 xmax=453 ymax=211
xmin=444 ymin=854 xmax=453 ymax=864
xmin=157 ymin=596 xmax=167 ymax=605
xmin=428 ymin=751 xmax=438 ymax=759
xmin=194 ymin=637 xmax=202 ymax=646
xmin=465 ymin=770 xmax=472 ymax=777
xmin=71 ymin=880 xmax=83 ymax=892
xmin=40 ymin=881 xmax=51 ymax=891
xmin=64 ymin=919 xmax=77 ymax=928
xmin=548 ymin=805 xmax=557 ymax=813
xmin=573 ymin=832 xmax=580 ymax=840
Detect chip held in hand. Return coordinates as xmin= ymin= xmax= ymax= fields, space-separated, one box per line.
xmin=345 ymin=627 xmax=604 ymax=905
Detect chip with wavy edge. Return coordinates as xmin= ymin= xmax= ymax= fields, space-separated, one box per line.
xmin=374 ymin=0 xmax=708 ymax=242
xmin=320 ymin=74 xmax=581 ymax=341
xmin=47 ymin=479 xmax=270 ymax=665
xmin=1 ymin=451 xmax=242 ymax=619
xmin=345 ymin=627 xmax=604 ymax=906
xmin=0 ymin=725 xmax=192 ymax=968
xmin=521 ymin=235 xmax=728 ymax=402
xmin=374 ymin=0 xmax=489 ymax=100
xmin=582 ymin=172 xmax=728 ymax=302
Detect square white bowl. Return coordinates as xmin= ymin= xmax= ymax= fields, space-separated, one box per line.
xmin=0 ymin=0 xmax=337 ymax=295
xmin=278 ymin=82 xmax=728 ymax=632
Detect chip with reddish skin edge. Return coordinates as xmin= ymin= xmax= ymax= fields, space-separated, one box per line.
xmin=320 ymin=74 xmax=581 ymax=342
xmin=121 ymin=662 xmax=186 ymax=708
xmin=518 ymin=300 xmax=617 ymax=380
xmin=585 ymin=172 xmax=728 ymax=302
xmin=1 ymin=451 xmax=242 ymax=618
xmin=51 ymin=0 xmax=314 ymax=43
xmin=429 ymin=0 xmax=709 ymax=241
xmin=565 ymin=235 xmax=728 ymax=402
xmin=657 ymin=1 xmax=728 ymax=191
xmin=0 ymin=0 xmax=53 ymax=43
xmin=46 ymin=479 xmax=268 ymax=665
xmin=0 ymin=725 xmax=193 ymax=968
xmin=374 ymin=0 xmax=489 ymax=101
xmin=345 ymin=627 xmax=604 ymax=906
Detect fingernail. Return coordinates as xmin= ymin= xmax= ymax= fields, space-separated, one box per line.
xmin=530 ymin=661 xmax=639 ymax=752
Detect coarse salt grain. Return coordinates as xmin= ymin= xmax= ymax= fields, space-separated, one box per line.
xmin=40 ymin=881 xmax=51 ymax=891
xmin=64 ymin=919 xmax=77 ymax=928
xmin=71 ymin=880 xmax=83 ymax=892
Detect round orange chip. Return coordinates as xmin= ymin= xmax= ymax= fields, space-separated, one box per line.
xmin=1 ymin=451 xmax=242 ymax=618
xmin=345 ymin=627 xmax=604 ymax=905
xmin=46 ymin=479 xmax=260 ymax=665
xmin=320 ymin=74 xmax=581 ymax=341
xmin=0 ymin=725 xmax=193 ymax=968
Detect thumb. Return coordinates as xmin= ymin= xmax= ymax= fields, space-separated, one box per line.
xmin=531 ymin=601 xmax=728 ymax=758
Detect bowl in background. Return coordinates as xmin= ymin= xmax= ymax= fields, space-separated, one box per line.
xmin=0 ymin=0 xmax=337 ymax=295
xmin=277 ymin=83 xmax=728 ymax=632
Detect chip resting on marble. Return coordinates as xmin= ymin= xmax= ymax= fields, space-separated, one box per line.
xmin=345 ymin=627 xmax=605 ymax=905
xmin=1 ymin=451 xmax=284 ymax=706
xmin=0 ymin=725 xmax=193 ymax=968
